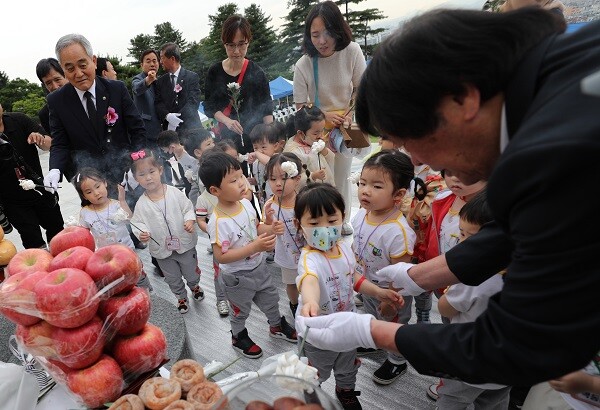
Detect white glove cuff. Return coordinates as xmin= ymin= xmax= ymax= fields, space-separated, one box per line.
xmin=394 ymin=262 xmax=427 ymax=296
xmin=356 ymin=313 xmax=377 ymax=350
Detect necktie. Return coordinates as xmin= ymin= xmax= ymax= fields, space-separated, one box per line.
xmin=84 ymin=91 xmax=97 ymax=133
xmin=170 ymin=74 xmax=176 ymax=89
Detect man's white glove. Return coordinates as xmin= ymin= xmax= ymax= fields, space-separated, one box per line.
xmin=295 ymin=312 xmax=376 ymax=352
xmin=44 ymin=169 xmax=61 ymax=193
xmin=166 ymin=113 xmax=183 ymax=131
xmin=374 ymin=262 xmax=426 ymax=296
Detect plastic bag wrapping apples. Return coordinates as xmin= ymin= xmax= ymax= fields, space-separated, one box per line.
xmin=0 ymin=231 xmax=168 ymax=409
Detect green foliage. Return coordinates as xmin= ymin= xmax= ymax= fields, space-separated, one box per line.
xmin=0 ymin=71 xmax=8 ymax=89
xmin=335 ymin=0 xmax=386 ymax=58
xmin=204 ymin=3 xmax=240 ymax=63
xmin=12 ymin=93 xmax=47 ymax=121
xmin=127 ymin=22 xmax=188 ymax=64
xmin=182 ymin=40 xmax=211 ymax=100
xmin=0 ymin=78 xmax=44 ymax=112
xmin=484 ymin=0 xmax=504 ymax=11
xmin=128 ymin=34 xmax=154 ymax=64
xmin=244 ymin=3 xmax=277 ymax=75
xmin=280 ymin=0 xmax=319 ymax=68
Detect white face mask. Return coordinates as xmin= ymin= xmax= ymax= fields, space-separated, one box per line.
xmin=301 ymin=225 xmax=342 ymax=251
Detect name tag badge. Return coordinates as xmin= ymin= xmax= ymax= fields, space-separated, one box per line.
xmin=97 ymin=232 xmax=117 ymax=247
xmin=166 ymin=236 xmax=181 ymax=251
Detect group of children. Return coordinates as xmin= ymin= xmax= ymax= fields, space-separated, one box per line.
xmin=66 ymin=103 xmax=506 ymax=410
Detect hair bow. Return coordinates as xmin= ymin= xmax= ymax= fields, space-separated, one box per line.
xmin=130 ymin=150 xmax=146 ymax=160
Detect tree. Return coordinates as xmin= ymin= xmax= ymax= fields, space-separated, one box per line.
xmin=153 ymin=22 xmax=187 ymax=51
xmin=204 ymin=3 xmax=240 ymax=63
xmin=12 ymin=93 xmax=46 ymax=121
xmin=280 ymin=0 xmax=319 ymax=69
xmin=334 ymin=0 xmax=386 ymax=58
xmin=244 ymin=4 xmax=277 ymax=72
xmin=128 ymin=34 xmax=153 ymax=63
xmin=0 ymin=78 xmax=44 ymax=112
xmin=0 ymin=71 xmax=8 ymax=89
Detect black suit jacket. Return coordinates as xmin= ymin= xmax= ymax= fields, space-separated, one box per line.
xmin=154 ymin=66 xmax=202 ymax=132
xmin=396 ymin=21 xmax=600 ymax=385
xmin=48 ymin=77 xmax=146 ymax=182
xmin=131 ymin=72 xmax=162 ymax=143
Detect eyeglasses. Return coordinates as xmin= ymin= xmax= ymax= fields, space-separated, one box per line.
xmin=224 ymin=41 xmax=249 ymax=51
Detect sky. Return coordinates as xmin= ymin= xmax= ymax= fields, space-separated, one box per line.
xmin=3 ymin=0 xmax=486 ymax=84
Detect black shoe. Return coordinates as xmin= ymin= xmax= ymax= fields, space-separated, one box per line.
xmin=231 ymin=328 xmax=262 ymax=358
xmin=289 ymin=302 xmax=298 ymax=318
xmin=416 ymin=308 xmax=431 ymax=323
xmin=356 ymin=347 xmax=380 ymax=356
xmin=177 ymin=298 xmax=189 ymax=314
xmin=372 ymin=360 xmax=407 ymax=385
xmin=191 ymin=285 xmax=204 ymax=301
xmin=135 ymin=241 xmax=147 ymax=249
xmin=269 ymin=316 xmax=297 ymax=343
xmin=335 ymin=387 xmax=362 ymax=410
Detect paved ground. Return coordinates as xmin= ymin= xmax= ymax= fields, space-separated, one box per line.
xmin=3 ymin=147 xmax=444 ymax=409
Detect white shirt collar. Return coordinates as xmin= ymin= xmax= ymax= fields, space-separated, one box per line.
xmin=172 ymin=66 xmax=181 ymax=80
xmin=75 ymin=80 xmax=97 ymax=104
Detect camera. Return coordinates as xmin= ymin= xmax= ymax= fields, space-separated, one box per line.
xmin=0 ymin=203 xmax=13 ymax=234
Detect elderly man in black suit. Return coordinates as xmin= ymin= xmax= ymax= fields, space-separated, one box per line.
xmin=44 ymin=33 xmax=146 ymax=189
xmin=131 ymin=49 xmax=162 ymax=145
xmin=154 ymin=42 xmax=201 ymax=133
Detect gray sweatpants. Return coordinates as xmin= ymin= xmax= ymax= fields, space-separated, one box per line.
xmin=219 ymin=259 xmax=281 ymax=335
xmin=437 ymin=378 xmax=511 ymax=410
xmin=156 ymin=248 xmax=199 ymax=301
xmin=304 ymin=340 xmax=360 ymax=390
xmin=363 ymin=293 xmax=412 ymax=364
xmin=212 ymin=254 xmax=226 ymax=302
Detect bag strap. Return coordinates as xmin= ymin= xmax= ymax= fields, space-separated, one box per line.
xmin=222 ymin=58 xmax=250 ymax=118
xmin=312 ymin=57 xmax=320 ymax=107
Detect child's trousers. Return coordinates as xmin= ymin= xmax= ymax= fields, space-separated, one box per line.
xmin=156 ymin=248 xmax=199 ymax=300
xmin=304 ymin=341 xmax=360 ymax=390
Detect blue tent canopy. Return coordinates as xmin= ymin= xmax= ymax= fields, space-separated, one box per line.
xmin=269 ymin=76 xmax=293 ymax=100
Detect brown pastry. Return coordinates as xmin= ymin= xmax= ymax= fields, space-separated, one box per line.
xmin=169 ymin=359 xmax=205 ymax=395
xmin=163 ymin=399 xmax=194 ymax=410
xmin=273 ymin=397 xmax=305 ymax=410
xmin=186 ymin=381 xmax=224 ymax=409
xmin=138 ymin=377 xmax=182 ymax=410
xmin=107 ymin=394 xmax=145 ymax=410
xmin=245 ymin=401 xmax=274 ymax=410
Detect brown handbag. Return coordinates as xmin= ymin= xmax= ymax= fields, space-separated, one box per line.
xmin=338 ymin=122 xmax=370 ymax=149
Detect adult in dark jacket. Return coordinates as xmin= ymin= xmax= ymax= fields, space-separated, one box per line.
xmin=45 ymin=33 xmax=146 ymax=188
xmin=131 ymin=49 xmax=162 ymax=144
xmin=203 ymin=15 xmax=273 ymax=155
xmin=0 ymin=104 xmax=64 ymax=248
xmin=296 ymin=8 xmax=600 ymax=387
xmin=154 ymin=42 xmax=202 ymax=133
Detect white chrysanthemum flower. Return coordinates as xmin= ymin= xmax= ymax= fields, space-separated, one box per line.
xmin=227 ymin=82 xmax=240 ymax=91
xmin=311 ymin=140 xmax=326 ymax=154
xmin=280 ymin=161 xmax=299 ymax=178
xmin=184 ymin=169 xmax=194 ymax=181
xmin=275 ymin=352 xmax=318 ymax=390
xmin=237 ymin=153 xmax=248 ymax=163
xmin=111 ymin=207 xmax=130 ymax=223
xmin=347 ymin=171 xmax=361 ymax=184
xmin=19 ymin=179 xmax=36 ymax=190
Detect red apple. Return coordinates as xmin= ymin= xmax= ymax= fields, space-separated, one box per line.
xmin=45 ymin=358 xmax=73 ymax=381
xmin=0 ymin=271 xmax=48 ymax=326
xmin=111 ymin=323 xmax=167 ymax=375
xmin=98 ymin=286 xmax=150 ymax=336
xmin=48 ymin=246 xmax=94 ymax=272
xmin=6 ymin=248 xmax=53 ymax=277
xmin=67 ymin=354 xmax=124 ymax=408
xmin=15 ymin=320 xmax=58 ymax=358
xmin=53 ymin=316 xmax=105 ymax=369
xmin=49 ymin=226 xmax=95 ymax=257
xmin=85 ymin=244 xmax=142 ymax=296
xmin=34 ymin=268 xmax=99 ymax=328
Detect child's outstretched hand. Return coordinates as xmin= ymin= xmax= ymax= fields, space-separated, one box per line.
xmin=183 ymin=220 xmax=195 ymax=233
xmin=376 ymin=287 xmax=404 ymax=309
xmin=300 ymin=301 xmax=320 ymax=317
xmin=311 ymin=168 xmax=326 ymax=181
xmin=263 ymin=201 xmax=275 ymax=225
xmin=253 ymin=232 xmax=276 ymax=252
xmin=139 ymin=231 xmax=151 ymax=243
xmin=272 ymin=220 xmax=284 ymax=236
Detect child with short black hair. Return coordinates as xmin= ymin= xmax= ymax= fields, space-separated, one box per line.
xmin=435 ymin=190 xmax=510 ymax=409
xmin=295 ymin=182 xmax=403 ymax=409
xmin=248 ymin=123 xmax=282 ymax=209
xmin=180 ymin=127 xmax=215 ymax=205
xmin=199 ymin=151 xmax=297 ymax=358
xmin=129 ymin=149 xmax=203 ymax=314
xmin=156 ymin=130 xmax=193 ymax=195
xmin=283 ymin=106 xmax=334 ymax=185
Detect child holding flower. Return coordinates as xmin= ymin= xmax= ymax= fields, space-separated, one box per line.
xmin=73 ymin=166 xmax=152 ymax=291
xmin=283 ymin=106 xmax=335 ymax=186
